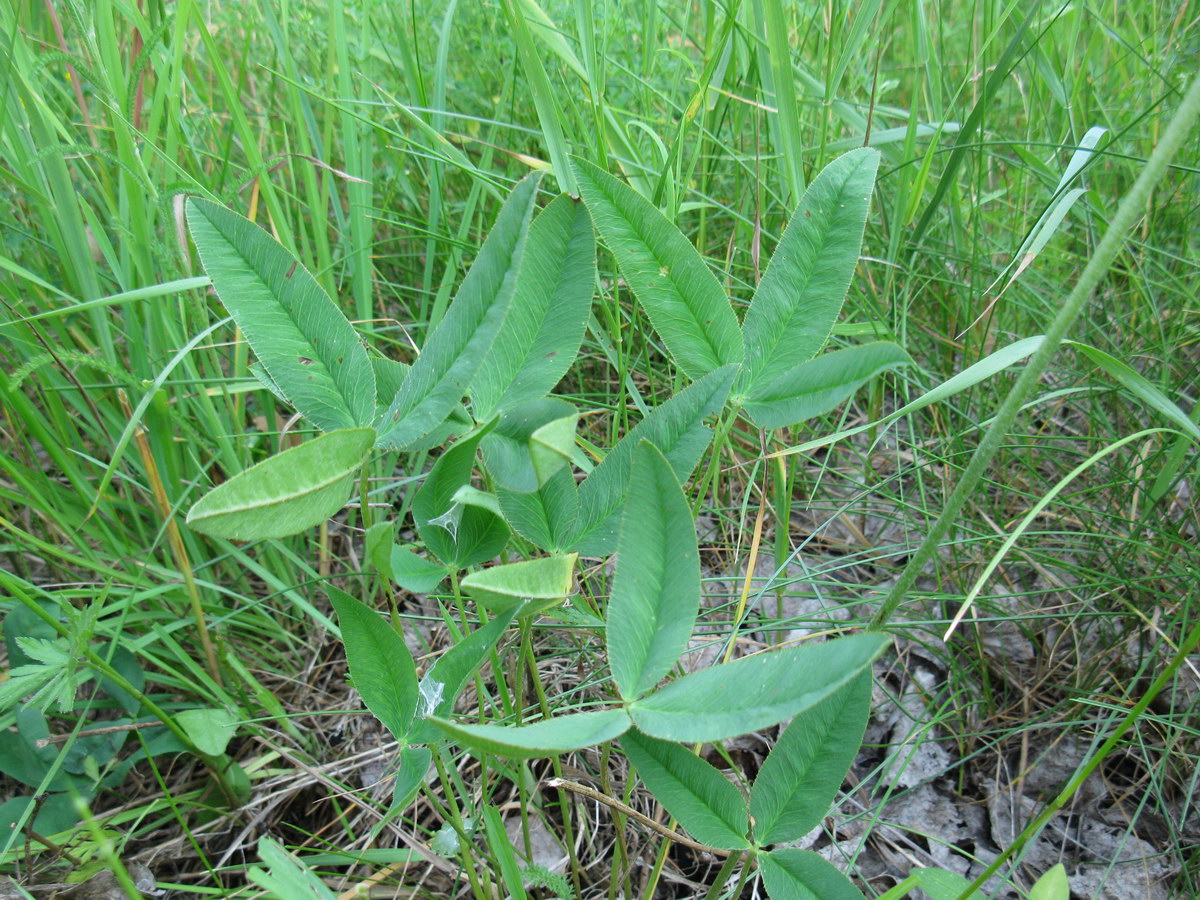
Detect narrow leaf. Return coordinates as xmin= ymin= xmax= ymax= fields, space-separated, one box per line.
xmin=460 ymin=554 xmax=577 ymax=618
xmin=1067 ymin=341 xmax=1200 ymax=444
xmin=571 ymin=157 xmax=742 ymax=379
xmin=186 ymin=428 xmax=374 ymax=540
xmin=413 ymin=429 xmax=511 ymax=568
xmin=629 ymin=634 xmax=888 ymax=742
xmin=572 ymin=365 xmax=735 ymax=555
xmin=498 ymin=466 xmax=579 ymax=553
xmin=608 ymin=443 xmax=700 ymax=700
xmin=471 ymin=195 xmax=596 ymax=418
xmin=378 ymin=172 xmax=542 ymax=448
xmin=739 ymin=148 xmax=881 ymax=399
xmin=327 ymin=585 xmax=418 ymax=742
xmin=483 ymin=806 xmax=529 ymax=900
xmin=758 ymin=848 xmax=865 ymax=900
xmin=622 ymin=730 xmax=750 ymax=850
xmin=750 ymin=673 xmax=872 ymax=845
xmin=421 ymin=610 xmax=516 ymax=720
xmin=743 ymin=342 xmax=911 ymax=430
xmin=773 ymin=336 xmax=1047 ymax=458
xmin=186 ymin=198 xmax=375 ymax=432
xmin=428 ymin=709 xmax=631 ymax=758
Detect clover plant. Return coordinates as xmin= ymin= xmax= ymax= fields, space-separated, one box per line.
xmin=180 ymin=150 xmax=1051 ymax=897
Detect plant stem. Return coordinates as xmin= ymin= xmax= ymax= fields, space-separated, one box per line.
xmin=871 ymin=71 xmax=1200 ymax=630
xmin=958 ymin=611 xmax=1200 ymax=899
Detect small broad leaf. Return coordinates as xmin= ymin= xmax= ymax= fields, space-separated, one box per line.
xmin=378 ymin=173 xmax=543 ymax=449
xmin=907 ymin=868 xmax=984 ymax=900
xmin=460 ymin=554 xmax=578 ymax=618
xmin=186 ymin=427 xmax=375 ymax=540
xmin=758 ymin=848 xmax=865 ymax=900
xmin=571 ymin=364 xmax=735 ymax=556
xmin=498 ymin=466 xmax=579 ymax=553
xmin=176 ymin=708 xmax=238 ymax=757
xmin=327 ymin=585 xmax=418 ymax=742
xmin=429 ymin=709 xmax=631 ymax=758
xmin=413 ymin=429 xmax=510 ymax=568
xmin=750 ymin=673 xmax=872 ymax=845
xmin=250 ymin=837 xmax=338 ymax=900
xmin=629 ymin=634 xmax=888 ymax=742
xmin=1029 ymin=864 xmax=1069 ymax=900
xmin=471 ymin=194 xmax=596 ymax=418
xmin=608 ymin=442 xmax=700 ymax=701
xmin=186 ymin=198 xmax=375 ymax=432
xmin=622 ymin=730 xmax=750 ymax=850
xmin=391 ymin=745 xmax=431 ymax=812
xmin=738 ymin=148 xmax=881 ymax=401
xmin=570 ymin=156 xmax=743 ymax=380
xmin=743 ymin=342 xmax=912 ymax=430
xmin=388 ymin=546 xmax=450 ymax=594
xmin=482 ymin=397 xmax=578 ymax=493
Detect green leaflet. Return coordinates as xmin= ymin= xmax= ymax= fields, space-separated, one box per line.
xmin=386 ymin=546 xmax=450 ymax=594
xmin=498 ymin=466 xmax=579 ymax=553
xmin=372 ymin=356 xmax=471 ymax=451
xmin=250 ymin=837 xmax=338 ymax=900
xmin=738 ymin=148 xmax=881 ymax=401
xmin=482 ymin=397 xmax=579 ymax=493
xmin=622 ymin=730 xmax=750 ymax=850
xmin=608 ymin=443 xmax=700 ymax=700
xmin=758 ymin=849 xmax=865 ymax=900
xmin=750 ymin=673 xmax=872 ymax=845
xmin=571 ymin=365 xmax=735 ymax=556
xmin=628 ymin=634 xmax=888 ymax=742
xmin=413 ymin=429 xmax=510 ymax=569
xmin=428 ymin=708 xmax=632 ymax=759
xmin=391 ymin=746 xmax=431 ymax=813
xmin=460 ymin=554 xmax=578 ymax=618
xmin=327 ymin=585 xmax=418 ymax=743
xmin=742 ymin=342 xmax=912 ymax=430
xmin=378 ymin=172 xmax=542 ymax=449
xmin=186 ymin=198 xmax=375 ymax=433
xmin=570 ymin=156 xmax=743 ymax=380
xmin=483 ymin=806 xmax=530 ymax=900
xmin=186 ymin=427 xmax=375 ymax=541
xmin=471 ymin=194 xmax=596 ymax=419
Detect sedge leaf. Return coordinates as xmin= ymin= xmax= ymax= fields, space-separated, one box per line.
xmin=327 ymin=585 xmax=418 ymax=742
xmin=750 ymin=673 xmax=872 ymax=845
xmin=622 ymin=730 xmax=750 ymax=850
xmin=378 ymin=172 xmax=542 ymax=449
xmin=608 ymin=443 xmax=700 ymax=700
xmin=186 ymin=198 xmax=375 ymax=432
xmin=570 ymin=156 xmax=742 ymax=379
xmin=738 ymin=148 xmax=881 ymax=400
xmin=186 ymin=428 xmax=375 ymax=540
xmin=629 ymin=634 xmax=888 ymax=742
